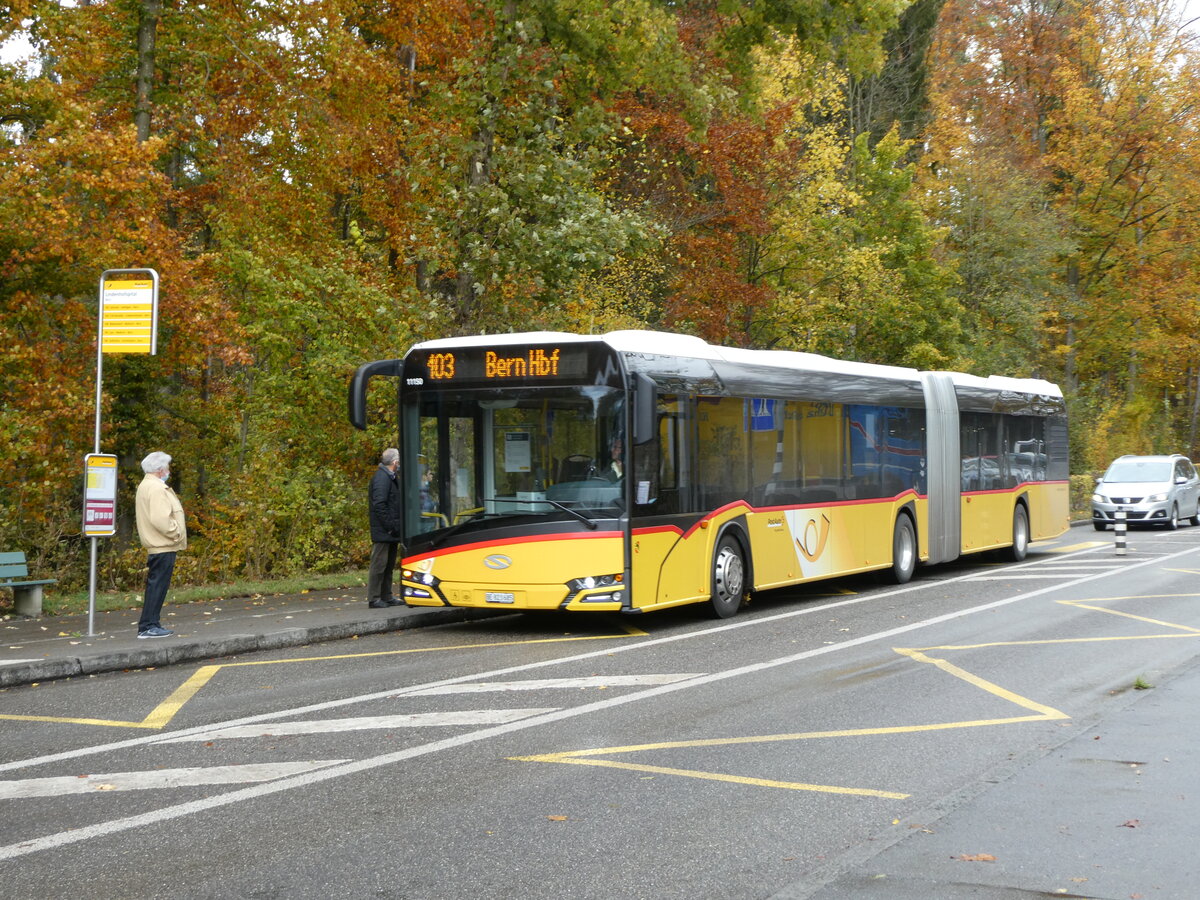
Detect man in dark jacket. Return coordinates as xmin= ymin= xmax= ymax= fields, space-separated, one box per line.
xmin=368 ymin=447 xmax=404 ymax=608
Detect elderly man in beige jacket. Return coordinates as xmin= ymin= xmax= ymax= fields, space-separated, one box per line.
xmin=134 ymin=450 xmax=187 ymax=638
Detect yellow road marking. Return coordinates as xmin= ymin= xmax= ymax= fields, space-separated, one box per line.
xmin=1058 ymin=598 xmax=1200 ymax=633
xmin=1047 ymin=542 xmax=1106 ymax=552
xmin=510 ymin=754 xmax=909 ymax=799
xmin=0 ymin=620 xmax=647 ymax=730
xmin=0 ymin=714 xmax=156 ymax=729
xmin=514 ymin=715 xmax=1055 ymax=760
xmin=513 ymin=646 xmax=1069 ymax=795
xmin=911 ymin=634 xmax=1200 ymax=652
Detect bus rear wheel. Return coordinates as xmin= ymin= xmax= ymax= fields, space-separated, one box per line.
xmin=886 ymin=515 xmax=916 ymax=584
xmin=1007 ymin=505 xmax=1030 ymax=561
xmin=709 ymin=536 xmax=745 ymax=619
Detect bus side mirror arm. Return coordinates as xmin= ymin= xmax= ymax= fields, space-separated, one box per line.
xmin=348 ymin=359 xmax=403 ymax=430
xmin=632 ymin=373 xmax=656 ymax=445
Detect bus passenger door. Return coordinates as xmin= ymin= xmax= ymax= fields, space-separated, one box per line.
xmin=630 ymin=394 xmax=707 ymax=609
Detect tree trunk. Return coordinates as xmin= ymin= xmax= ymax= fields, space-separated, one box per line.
xmin=134 ymin=0 xmax=162 ymax=142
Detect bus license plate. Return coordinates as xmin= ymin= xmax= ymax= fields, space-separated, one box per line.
xmin=485 ymin=591 xmax=515 ymax=604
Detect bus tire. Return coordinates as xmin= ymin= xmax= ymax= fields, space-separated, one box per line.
xmin=886 ymin=515 xmax=917 ymax=584
xmin=708 ymin=535 xmax=745 ymax=619
xmin=1007 ymin=504 xmax=1030 ymax=561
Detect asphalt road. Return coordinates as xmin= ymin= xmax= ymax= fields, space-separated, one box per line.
xmin=3 ymin=526 xmax=1199 ymax=898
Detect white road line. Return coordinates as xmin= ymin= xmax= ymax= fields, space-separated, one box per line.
xmin=1041 ymin=564 xmax=1132 ymax=571
xmin=0 ymin=761 xmax=348 ymax=800
xmin=0 ymin=660 xmax=42 ymax=666
xmin=407 ymin=674 xmax=703 ymax=695
xmin=163 ymin=709 xmax=559 ymax=742
xmin=966 ymin=574 xmax=1093 ymax=580
xmin=1 ymin=541 xmax=1197 ymax=861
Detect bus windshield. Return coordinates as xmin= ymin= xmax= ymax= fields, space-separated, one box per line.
xmin=403 ymin=384 xmax=626 ymax=537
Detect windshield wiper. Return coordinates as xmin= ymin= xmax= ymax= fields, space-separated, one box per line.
xmin=426 ymin=499 xmax=596 ymax=547
xmin=522 ymin=497 xmax=598 ymax=529
xmin=427 ymin=510 xmax=504 ymax=547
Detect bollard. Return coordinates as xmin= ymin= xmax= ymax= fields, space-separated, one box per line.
xmin=1114 ymin=509 xmax=1127 ymax=556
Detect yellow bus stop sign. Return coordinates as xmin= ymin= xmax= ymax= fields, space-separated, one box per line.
xmin=99 ymin=269 xmax=158 ymax=355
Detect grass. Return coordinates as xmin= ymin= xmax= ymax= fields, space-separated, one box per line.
xmin=1 ymin=570 xmax=369 ymax=618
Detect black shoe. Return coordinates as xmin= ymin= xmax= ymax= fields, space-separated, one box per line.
xmin=368 ymin=599 xmax=390 ymax=609
xmin=386 ymin=597 xmax=406 ymax=606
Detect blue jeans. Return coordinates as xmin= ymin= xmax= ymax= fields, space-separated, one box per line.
xmin=140 ymin=551 xmax=177 ymax=631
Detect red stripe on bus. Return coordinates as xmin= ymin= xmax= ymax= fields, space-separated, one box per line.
xmin=962 ymin=479 xmax=1068 ymax=497
xmin=633 ymin=490 xmax=927 ymax=541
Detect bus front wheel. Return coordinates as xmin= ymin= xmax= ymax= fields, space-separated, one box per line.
xmin=709 ymin=536 xmax=745 ymax=619
xmin=886 ymin=515 xmax=917 ymax=584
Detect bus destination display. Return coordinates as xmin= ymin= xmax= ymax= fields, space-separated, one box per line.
xmin=407 ymin=344 xmax=603 ymax=386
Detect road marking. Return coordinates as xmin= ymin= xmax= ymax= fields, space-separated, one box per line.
xmin=519 ymin=756 xmax=910 ymax=799
xmin=1059 ymin=596 xmax=1200 ymax=632
xmin=0 ymin=540 xmax=1175 ymax=777
xmin=408 ymin=674 xmax=702 ymax=695
xmin=965 ymin=574 xmax=1092 ymax=580
xmin=0 ymin=660 xmax=42 ymax=666
xmin=2 ymin=542 xmax=1198 ymax=861
xmin=1048 ymin=542 xmax=1107 ymax=552
xmin=0 ymin=761 xmax=348 ymax=800
xmin=512 ymin=646 xmax=1068 ymax=794
xmin=164 ymin=709 xmax=560 ymax=741
xmin=0 ymin=621 xmax=650 ymax=731
xmin=515 ymin=591 xmax=1200 ymax=794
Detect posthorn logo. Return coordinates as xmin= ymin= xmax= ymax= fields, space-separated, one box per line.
xmin=484 ymin=554 xmax=513 ymax=569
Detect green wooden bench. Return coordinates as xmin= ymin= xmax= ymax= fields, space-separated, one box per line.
xmin=0 ymin=551 xmax=57 ymax=617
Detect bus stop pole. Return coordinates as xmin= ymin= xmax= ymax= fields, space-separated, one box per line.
xmin=88 ymin=326 xmax=104 ymax=637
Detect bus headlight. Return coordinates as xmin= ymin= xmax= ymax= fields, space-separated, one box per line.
xmin=566 ymin=573 xmax=624 ymax=603
xmin=567 ymin=574 xmax=622 ymax=591
xmin=402 ymin=569 xmax=440 ymax=588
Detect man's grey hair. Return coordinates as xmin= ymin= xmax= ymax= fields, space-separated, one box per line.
xmin=141 ymin=451 xmax=172 ymax=474
xmin=380 ymin=448 xmax=399 ymax=466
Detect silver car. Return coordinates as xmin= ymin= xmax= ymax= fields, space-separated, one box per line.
xmin=1092 ymin=454 xmax=1200 ymax=530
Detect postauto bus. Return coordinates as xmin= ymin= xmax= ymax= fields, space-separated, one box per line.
xmin=348 ymin=331 xmax=1069 ymax=618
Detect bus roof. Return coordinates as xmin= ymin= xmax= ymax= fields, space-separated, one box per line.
xmin=410 ymin=330 xmax=1062 ymax=400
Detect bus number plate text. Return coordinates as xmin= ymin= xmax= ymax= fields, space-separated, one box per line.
xmin=485 ymin=591 xmax=515 ymax=604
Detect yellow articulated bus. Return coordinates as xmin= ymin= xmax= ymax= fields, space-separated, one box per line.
xmin=348 ymin=331 xmax=1069 ymax=618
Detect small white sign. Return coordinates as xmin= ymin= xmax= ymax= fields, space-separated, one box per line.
xmin=504 ymin=431 xmax=532 ymax=472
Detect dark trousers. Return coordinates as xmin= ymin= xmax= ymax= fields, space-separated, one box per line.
xmin=139 ymin=551 xmax=177 ymax=631
xmin=368 ymin=542 xmax=398 ymax=603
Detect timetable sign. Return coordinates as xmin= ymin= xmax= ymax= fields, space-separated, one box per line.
xmin=83 ymin=454 xmax=118 ymax=537
xmin=99 ymin=269 xmax=159 ymax=355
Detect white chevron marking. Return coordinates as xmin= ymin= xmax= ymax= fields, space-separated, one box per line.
xmin=0 ymin=761 xmax=348 ymax=800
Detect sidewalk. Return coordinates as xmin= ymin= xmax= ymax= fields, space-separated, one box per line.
xmin=0 ymin=589 xmax=502 ymax=689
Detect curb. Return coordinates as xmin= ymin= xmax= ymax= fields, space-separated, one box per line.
xmin=0 ymin=606 xmax=503 ymax=689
